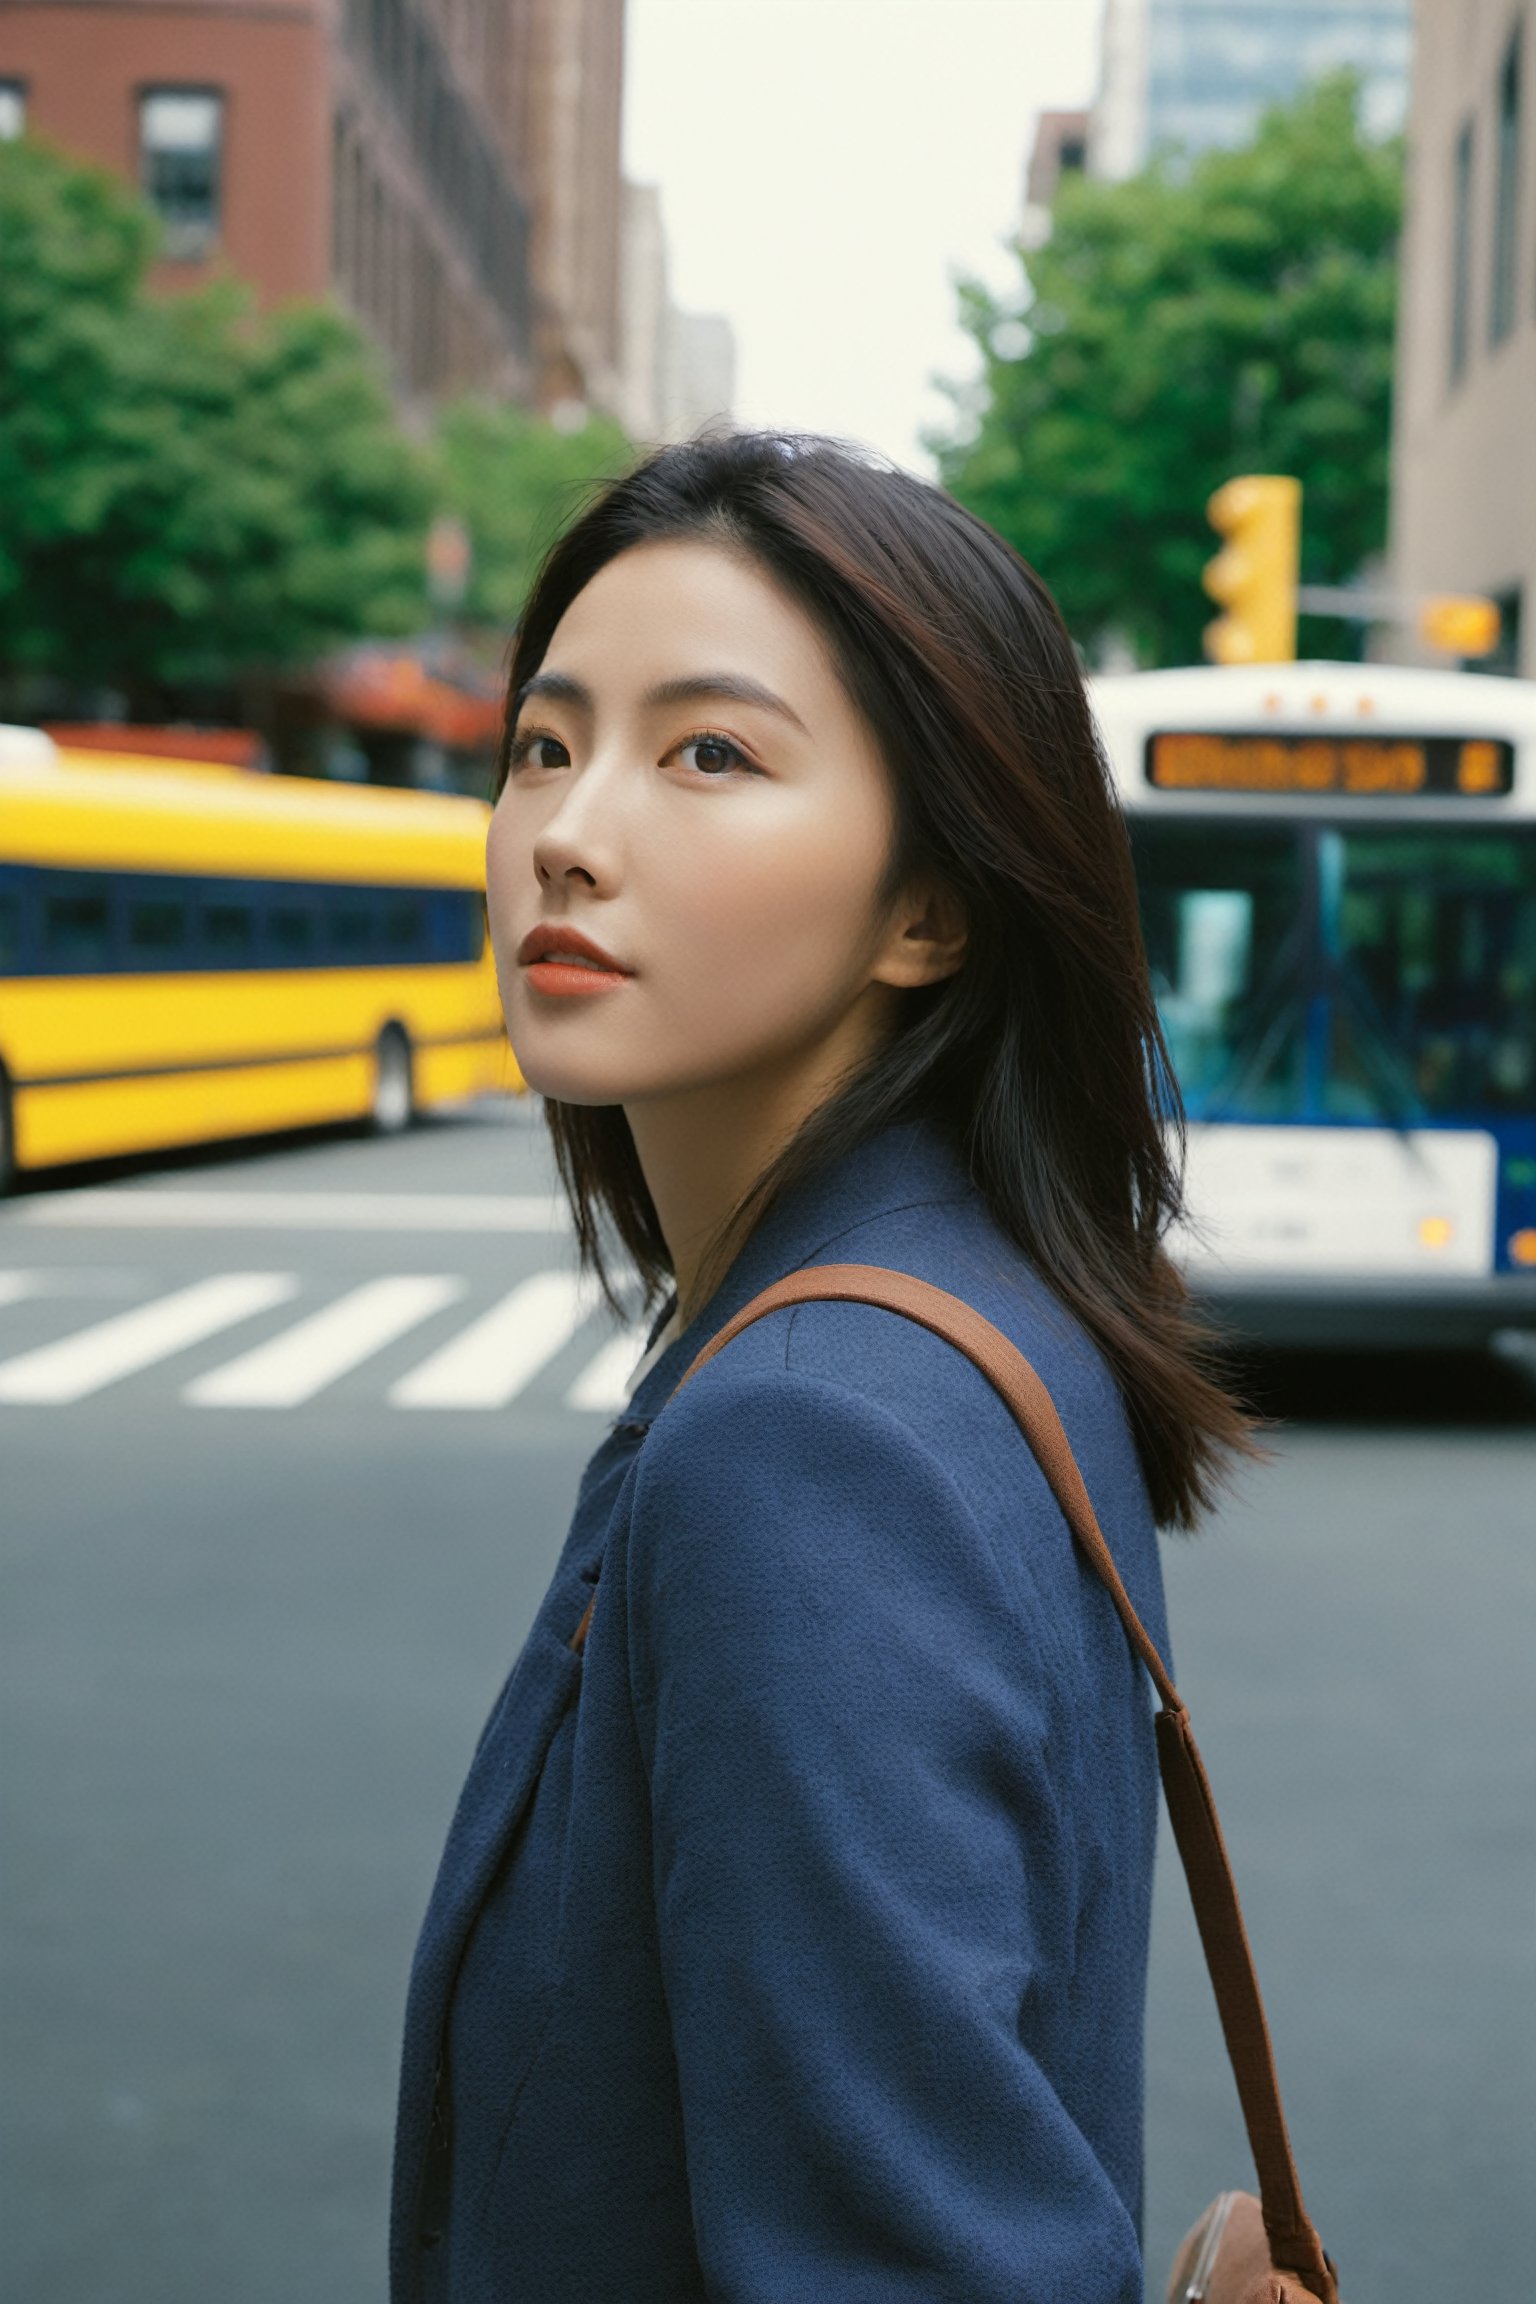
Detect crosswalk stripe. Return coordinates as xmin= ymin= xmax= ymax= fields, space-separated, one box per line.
xmin=21 ymin=1189 xmax=569 ymax=1234
xmin=565 ymin=1327 xmax=650 ymax=1413
xmin=186 ymin=1276 xmax=466 ymax=1408
xmin=389 ymin=1270 xmax=598 ymax=1409
xmin=0 ymin=1272 xmax=41 ymax=1308
xmin=0 ymin=1274 xmax=300 ymax=1404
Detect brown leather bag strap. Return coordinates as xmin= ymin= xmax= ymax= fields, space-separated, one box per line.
xmin=675 ymin=1263 xmax=1337 ymax=2304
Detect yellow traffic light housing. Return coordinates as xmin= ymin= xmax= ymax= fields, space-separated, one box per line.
xmin=1202 ymin=475 xmax=1301 ymax=664
xmin=1418 ymin=594 xmax=1501 ymax=657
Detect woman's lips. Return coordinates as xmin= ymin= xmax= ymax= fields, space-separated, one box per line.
xmin=517 ymin=924 xmax=632 ymax=997
xmin=523 ymin=957 xmax=630 ymax=997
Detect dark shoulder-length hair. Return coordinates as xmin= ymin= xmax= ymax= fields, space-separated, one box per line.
xmin=499 ymin=430 xmax=1251 ymax=1527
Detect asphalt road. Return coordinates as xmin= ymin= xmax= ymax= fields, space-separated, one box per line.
xmin=2 ymin=1104 xmax=1531 ymax=2303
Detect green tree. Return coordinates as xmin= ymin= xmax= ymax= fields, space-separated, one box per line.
xmin=934 ymin=74 xmax=1402 ymax=667
xmin=0 ymin=138 xmax=434 ymax=699
xmin=435 ymin=397 xmax=631 ymax=633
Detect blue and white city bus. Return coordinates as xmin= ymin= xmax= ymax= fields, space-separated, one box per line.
xmin=1091 ymin=663 xmax=1536 ymax=1347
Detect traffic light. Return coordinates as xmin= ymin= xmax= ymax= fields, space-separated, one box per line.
xmin=1418 ymin=594 xmax=1500 ymax=657
xmin=1202 ymin=475 xmax=1301 ymax=664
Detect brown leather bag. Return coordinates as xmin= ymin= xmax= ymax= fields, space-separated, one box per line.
xmin=677 ymin=1264 xmax=1341 ymax=2304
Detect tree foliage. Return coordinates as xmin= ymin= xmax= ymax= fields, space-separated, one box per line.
xmin=934 ymin=75 xmax=1403 ymax=667
xmin=435 ymin=397 xmax=631 ymax=633
xmin=0 ymin=138 xmax=434 ymax=696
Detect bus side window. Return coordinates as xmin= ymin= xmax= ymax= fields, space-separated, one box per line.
xmin=328 ymin=891 xmax=375 ymax=960
xmin=428 ymin=888 xmax=484 ymax=963
xmin=267 ymin=897 xmax=316 ymax=965
xmin=381 ymin=896 xmax=427 ymax=961
xmin=127 ymin=879 xmax=190 ymax=964
xmin=202 ymin=890 xmax=256 ymax=965
xmin=43 ymin=876 xmax=116 ymax=972
xmin=0 ymin=868 xmax=30 ymax=974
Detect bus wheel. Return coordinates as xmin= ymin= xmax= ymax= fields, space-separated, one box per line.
xmin=0 ymin=1070 xmax=13 ymax=1195
xmin=369 ymin=1026 xmax=414 ymax=1136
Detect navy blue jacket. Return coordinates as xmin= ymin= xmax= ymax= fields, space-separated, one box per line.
xmin=392 ymin=1121 xmax=1170 ymax=2303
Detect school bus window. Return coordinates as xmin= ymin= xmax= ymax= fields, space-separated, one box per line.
xmin=329 ymin=897 xmax=374 ymax=956
xmin=128 ymin=893 xmax=188 ymax=957
xmin=428 ymin=890 xmax=469 ymax=963
xmin=382 ymin=898 xmax=426 ymax=957
xmin=203 ymin=898 xmax=254 ymax=958
xmin=267 ymin=903 xmax=314 ymax=962
xmin=439 ymin=890 xmax=485 ymax=961
xmin=0 ymin=886 xmax=23 ymax=971
xmin=45 ymin=883 xmax=113 ymax=968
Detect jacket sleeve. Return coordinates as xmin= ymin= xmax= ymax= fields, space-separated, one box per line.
xmin=625 ymin=1362 xmax=1143 ymax=2304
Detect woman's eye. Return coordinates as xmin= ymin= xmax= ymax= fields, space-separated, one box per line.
xmin=510 ymin=731 xmax=570 ymax=771
xmin=675 ymin=733 xmax=752 ymax=777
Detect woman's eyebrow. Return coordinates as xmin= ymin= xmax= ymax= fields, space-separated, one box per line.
xmin=643 ymin=674 xmax=808 ymax=732
xmin=515 ymin=668 xmax=809 ymax=734
xmin=644 ymin=672 xmax=810 ymax=732
xmin=515 ymin=671 xmax=591 ymax=715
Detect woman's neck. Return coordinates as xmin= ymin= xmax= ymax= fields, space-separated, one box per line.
xmin=625 ymin=993 xmax=899 ymax=1323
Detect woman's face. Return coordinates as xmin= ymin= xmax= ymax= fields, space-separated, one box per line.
xmin=487 ymin=537 xmax=950 ymax=1109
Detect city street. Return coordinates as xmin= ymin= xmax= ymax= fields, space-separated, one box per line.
xmin=2 ymin=1102 xmax=1532 ymax=2303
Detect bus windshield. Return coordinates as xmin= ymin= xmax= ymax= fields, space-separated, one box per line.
xmin=1132 ymin=821 xmax=1536 ymax=1125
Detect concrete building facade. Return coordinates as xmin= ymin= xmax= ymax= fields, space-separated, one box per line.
xmin=615 ymin=177 xmax=736 ymax=446
xmin=1387 ymin=0 xmax=1535 ymax=675
xmin=661 ymin=306 xmax=734 ymax=442
xmin=0 ymin=0 xmax=626 ymax=413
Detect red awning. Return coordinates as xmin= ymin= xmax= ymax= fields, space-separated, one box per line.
xmin=320 ymin=649 xmax=504 ymax=749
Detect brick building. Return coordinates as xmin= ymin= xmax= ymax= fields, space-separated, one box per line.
xmin=0 ymin=0 xmax=627 ymax=413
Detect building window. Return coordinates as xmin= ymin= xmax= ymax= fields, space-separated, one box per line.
xmin=1450 ymin=117 xmax=1475 ymax=383
xmin=0 ymin=79 xmax=26 ymax=139
xmin=1490 ymin=26 xmax=1524 ymax=345
xmin=138 ymin=88 xmax=224 ymax=259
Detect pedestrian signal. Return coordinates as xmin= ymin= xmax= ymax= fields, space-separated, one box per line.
xmin=1202 ymin=475 xmax=1301 ymax=665
xmin=1418 ymin=594 xmax=1500 ymax=657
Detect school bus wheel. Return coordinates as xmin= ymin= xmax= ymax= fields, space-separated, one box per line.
xmin=370 ymin=1025 xmax=415 ymax=1136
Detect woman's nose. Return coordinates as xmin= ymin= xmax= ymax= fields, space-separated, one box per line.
xmin=531 ymin=770 xmax=619 ymax=893
xmin=534 ymin=841 xmax=597 ymax=889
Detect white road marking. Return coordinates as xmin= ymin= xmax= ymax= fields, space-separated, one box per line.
xmin=565 ymin=1327 xmax=650 ymax=1413
xmin=0 ymin=1267 xmax=147 ymax=1300
xmin=389 ymin=1270 xmax=598 ymax=1409
xmin=0 ymin=1274 xmax=300 ymax=1404
xmin=16 ymin=1189 xmax=570 ymax=1234
xmin=186 ymin=1276 xmax=466 ymax=1408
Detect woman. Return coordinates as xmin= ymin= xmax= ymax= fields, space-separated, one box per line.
xmin=392 ymin=432 xmax=1249 ymax=2303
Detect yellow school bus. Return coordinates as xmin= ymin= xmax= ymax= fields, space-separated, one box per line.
xmin=0 ymin=728 xmax=516 ymax=1188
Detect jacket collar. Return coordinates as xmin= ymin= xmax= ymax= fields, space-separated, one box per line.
xmin=623 ymin=1117 xmax=972 ymax=1424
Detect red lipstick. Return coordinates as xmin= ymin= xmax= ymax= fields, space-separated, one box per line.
xmin=516 ymin=922 xmax=632 ymax=997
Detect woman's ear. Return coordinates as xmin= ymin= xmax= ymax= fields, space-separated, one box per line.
xmin=873 ymin=881 xmax=969 ymax=990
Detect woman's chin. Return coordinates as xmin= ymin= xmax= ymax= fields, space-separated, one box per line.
xmin=508 ymin=1048 xmax=640 ymax=1107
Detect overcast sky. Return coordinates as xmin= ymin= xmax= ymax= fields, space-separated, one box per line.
xmin=622 ymin=0 xmax=1102 ymax=472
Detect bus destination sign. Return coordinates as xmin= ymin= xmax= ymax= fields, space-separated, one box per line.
xmin=1146 ymin=731 xmax=1515 ymax=798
